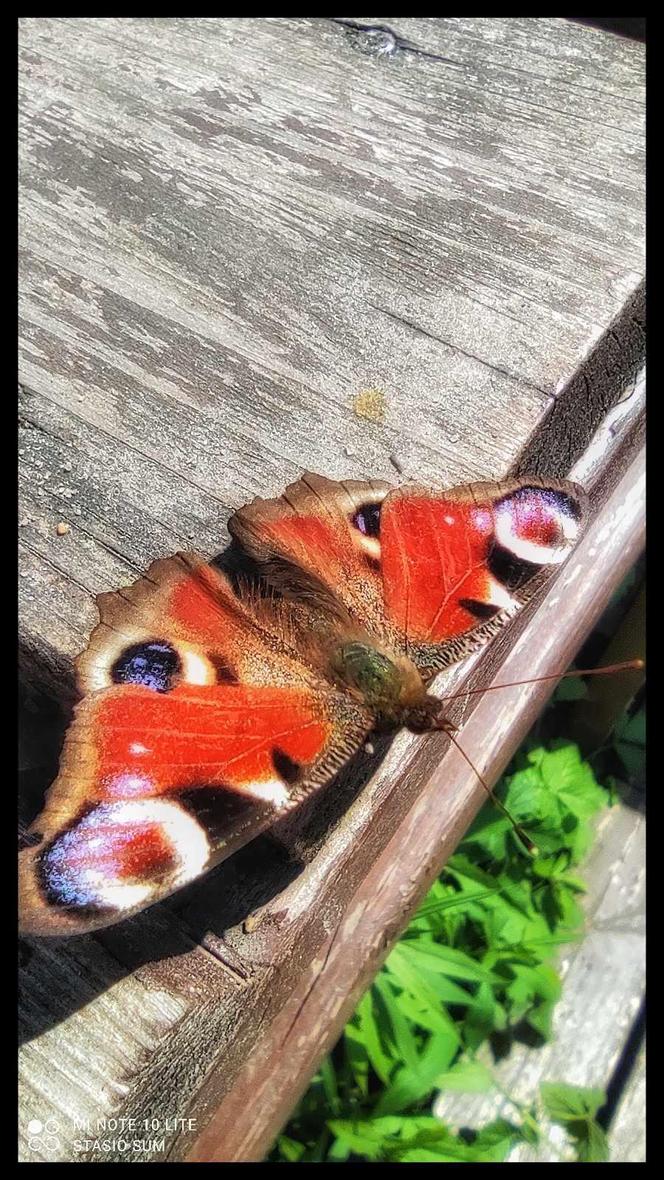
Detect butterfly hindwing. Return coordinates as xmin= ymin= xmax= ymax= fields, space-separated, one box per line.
xmin=229 ymin=472 xmax=392 ymax=631
xmin=19 ymin=555 xmax=371 ymax=936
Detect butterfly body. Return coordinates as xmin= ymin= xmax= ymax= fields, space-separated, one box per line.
xmin=19 ymin=473 xmax=586 ymax=936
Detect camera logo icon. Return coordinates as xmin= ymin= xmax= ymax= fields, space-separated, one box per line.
xmin=27 ymin=1117 xmax=61 ymax=1154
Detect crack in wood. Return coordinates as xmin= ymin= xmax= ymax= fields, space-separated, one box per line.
xmin=369 ymin=302 xmax=552 ymax=398
xmin=329 ymin=17 xmax=463 ymax=67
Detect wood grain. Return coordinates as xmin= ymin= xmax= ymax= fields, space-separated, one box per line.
xmin=19 ymin=17 xmax=644 ymax=1162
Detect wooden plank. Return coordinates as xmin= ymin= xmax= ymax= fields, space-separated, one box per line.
xmin=180 ymin=416 xmax=645 ymax=1163
xmin=19 ymin=17 xmax=644 ymax=1163
xmin=19 ymin=17 xmax=645 ymax=689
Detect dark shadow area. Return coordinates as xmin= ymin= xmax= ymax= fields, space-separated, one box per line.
xmin=568 ymin=18 xmax=646 ymax=42
xmin=527 ymin=557 xmax=645 ymax=814
xmin=512 ymin=281 xmax=644 ymax=482
xmin=487 ymin=1022 xmax=548 ymax=1065
xmin=598 ymin=995 xmax=646 ymax=1130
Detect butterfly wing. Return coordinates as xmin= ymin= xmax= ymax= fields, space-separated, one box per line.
xmin=378 ymin=477 xmax=587 ymax=676
xmin=230 ymin=474 xmax=587 ymax=680
xmin=229 ymin=472 xmax=391 ymax=630
xmin=19 ymin=555 xmax=371 ymax=936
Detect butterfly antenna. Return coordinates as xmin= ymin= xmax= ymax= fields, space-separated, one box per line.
xmin=438 ymin=659 xmax=643 ymax=704
xmin=443 ymin=728 xmax=537 ymax=857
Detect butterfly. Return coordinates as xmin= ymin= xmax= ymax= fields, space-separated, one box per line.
xmin=19 ymin=473 xmax=586 ymax=936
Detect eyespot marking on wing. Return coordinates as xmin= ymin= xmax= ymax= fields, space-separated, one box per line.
xmin=493 ymin=486 xmax=582 ymax=566
xmin=352 ymin=502 xmax=381 ymax=537
xmin=111 ymin=641 xmax=182 ymax=693
xmin=38 ymin=799 xmax=210 ymax=914
xmin=351 ymin=502 xmax=382 ymax=561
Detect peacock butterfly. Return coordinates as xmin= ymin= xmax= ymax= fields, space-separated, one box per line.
xmin=19 ymin=473 xmax=586 ymax=936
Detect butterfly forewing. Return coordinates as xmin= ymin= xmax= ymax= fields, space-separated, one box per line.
xmin=379 ymin=478 xmax=587 ymax=676
xmin=230 ymin=473 xmax=587 ymax=679
xmin=19 ymin=554 xmax=371 ymax=936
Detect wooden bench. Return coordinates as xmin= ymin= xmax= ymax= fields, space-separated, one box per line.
xmin=19 ymin=18 xmax=645 ymax=1162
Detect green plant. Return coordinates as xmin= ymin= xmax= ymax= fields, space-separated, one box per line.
xmin=271 ymin=733 xmax=636 ymax=1164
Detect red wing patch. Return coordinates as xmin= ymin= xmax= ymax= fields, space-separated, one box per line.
xmin=380 ymin=481 xmax=585 ymax=646
xmin=381 ymin=493 xmax=498 ymax=642
xmin=229 ymin=472 xmax=390 ymax=624
xmin=77 ymin=554 xmax=279 ymax=697
xmin=93 ymin=683 xmax=332 ymax=800
xmin=19 ymin=682 xmax=340 ymax=936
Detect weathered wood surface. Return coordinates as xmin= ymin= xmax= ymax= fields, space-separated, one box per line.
xmin=19 ymin=17 xmax=644 ymax=1162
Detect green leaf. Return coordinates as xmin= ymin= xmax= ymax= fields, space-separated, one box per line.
xmin=374 ymin=1030 xmax=461 ymax=1115
xmin=540 ymin=1081 xmax=610 ymax=1163
xmin=318 ymin=1055 xmax=340 ymax=1115
xmin=386 ymin=943 xmax=478 ymax=1006
xmin=395 ymin=989 xmax=465 ymax=1038
xmin=414 ymin=885 xmax=499 ymax=922
xmin=435 ymin=1058 xmax=495 ymax=1094
xmin=399 ymin=1118 xmax=518 ymax=1162
xmin=573 ymin=1119 xmax=610 ymax=1163
xmin=540 ymin=1081 xmax=606 ymax=1123
xmin=540 ymin=747 xmax=605 ymax=821
xmin=326 ymin=1136 xmax=351 ymax=1161
xmin=274 ymin=1135 xmax=305 ymax=1162
xmin=372 ymin=976 xmax=422 ymax=1074
xmin=329 ymin=1115 xmax=457 ymax=1160
xmin=527 ymin=997 xmax=557 ymax=1041
xmin=463 ymin=981 xmax=504 ymax=1050
xmin=327 ymin=1116 xmax=399 ymax=1160
xmin=446 ymin=855 xmax=502 ymax=889
xmin=330 ymin=1115 xmax=520 ymax=1163
xmin=392 ymin=939 xmax=497 ymax=984
xmin=505 ymin=766 xmax=558 ymax=824
xmin=344 ymin=1024 xmax=370 ymax=1099
xmin=461 ymin=811 xmax=510 ymax=860
xmin=467 ymin=1117 xmax=528 ymax=1158
xmin=351 ymin=988 xmax=394 ymax=1086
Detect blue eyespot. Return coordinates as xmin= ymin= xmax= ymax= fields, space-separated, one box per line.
xmin=111 ymin=641 xmax=181 ymax=693
xmin=352 ymin=502 xmax=381 ymax=537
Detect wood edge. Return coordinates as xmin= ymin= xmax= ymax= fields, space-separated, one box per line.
xmin=512 ymin=282 xmax=645 ymax=481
